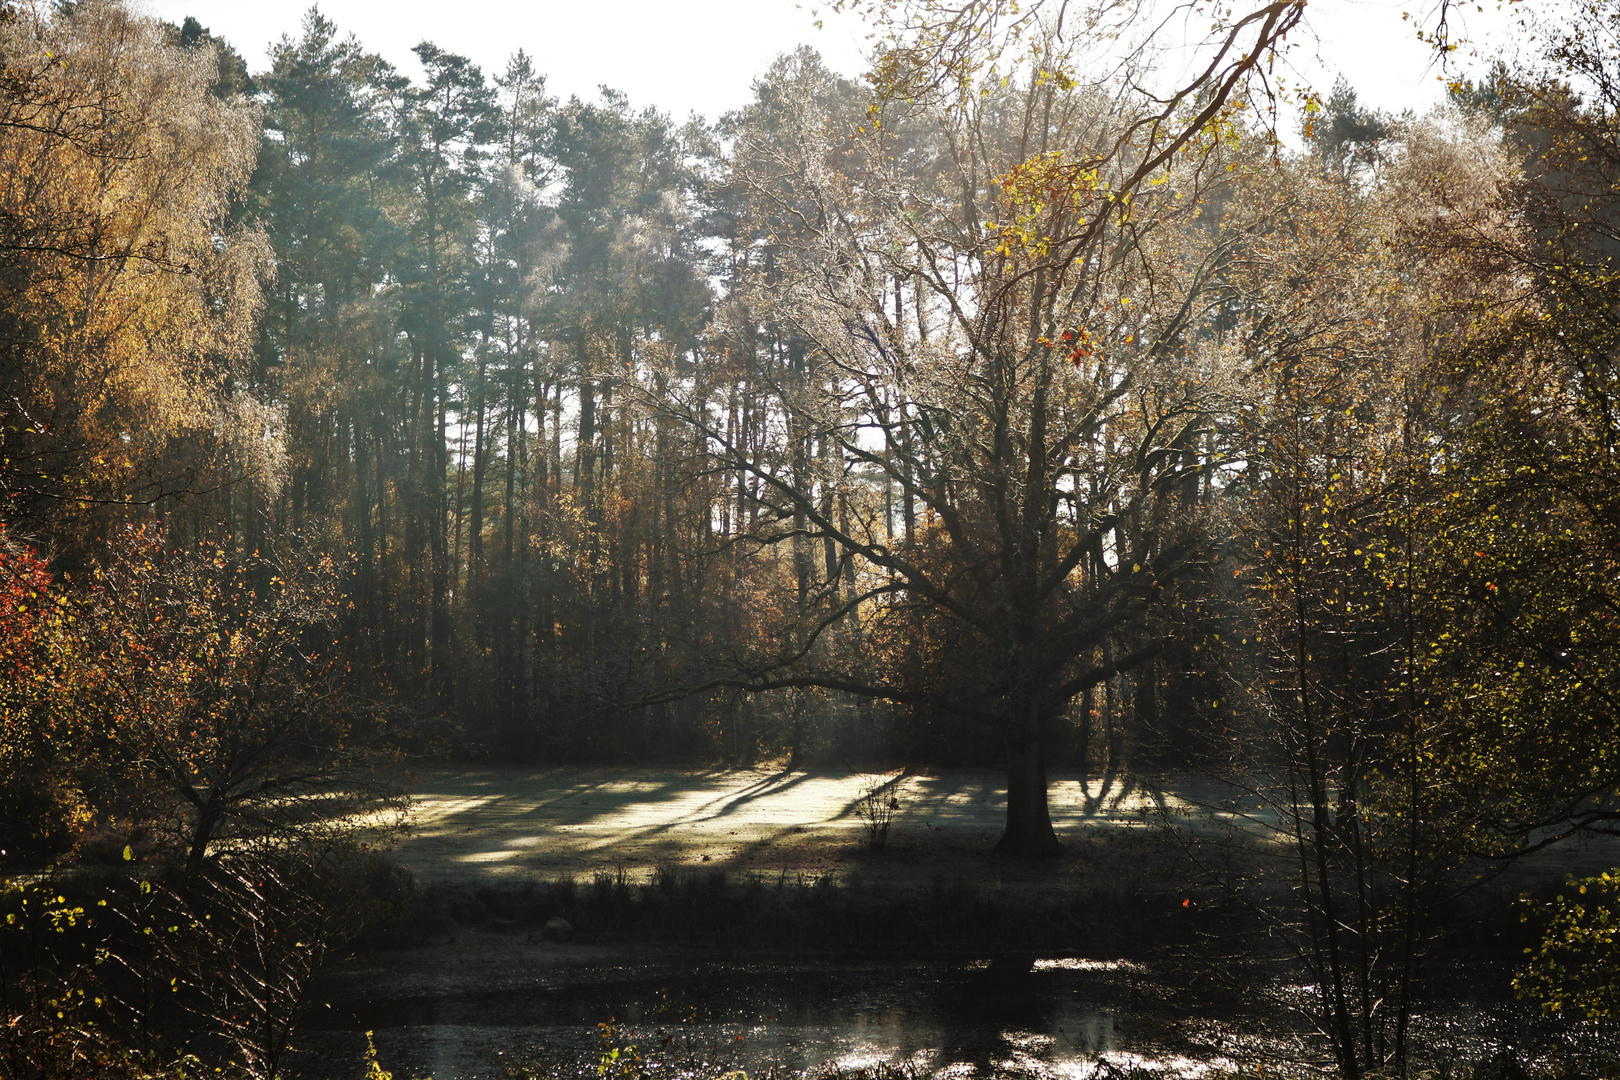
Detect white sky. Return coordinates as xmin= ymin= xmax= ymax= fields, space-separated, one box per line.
xmin=141 ymin=0 xmax=1526 ymax=124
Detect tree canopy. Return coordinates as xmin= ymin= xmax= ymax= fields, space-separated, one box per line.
xmin=5 ymin=0 xmax=1620 ymax=1071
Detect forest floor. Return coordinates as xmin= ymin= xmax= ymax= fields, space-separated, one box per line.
xmin=391 ymin=766 xmax=1203 ymax=892
xmin=388 ymin=766 xmax=1619 ymax=895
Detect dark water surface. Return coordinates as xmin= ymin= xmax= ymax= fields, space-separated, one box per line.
xmin=302 ymin=945 xmax=1559 ymax=1080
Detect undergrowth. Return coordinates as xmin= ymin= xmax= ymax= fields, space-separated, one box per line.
xmin=352 ymin=861 xmax=1173 ymax=952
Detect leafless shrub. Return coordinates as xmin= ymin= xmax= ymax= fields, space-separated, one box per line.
xmin=854 ymin=774 xmax=903 ymax=850
xmin=115 ymin=839 xmax=368 ymax=1079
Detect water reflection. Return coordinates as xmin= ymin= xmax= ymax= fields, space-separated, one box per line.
xmin=307 ymin=953 xmax=1247 ymax=1080
xmin=305 ymin=950 xmax=1546 ymax=1080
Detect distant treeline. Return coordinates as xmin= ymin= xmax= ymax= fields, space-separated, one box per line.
xmin=0 ymin=5 xmax=1219 ymax=767
xmin=7 ymin=0 xmax=1620 ymax=1070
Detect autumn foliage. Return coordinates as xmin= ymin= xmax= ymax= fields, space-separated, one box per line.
xmin=0 ymin=526 xmax=85 ymax=857
xmin=0 ymin=1 xmax=272 ymax=541
xmin=7 ymin=0 xmax=1620 ymax=1073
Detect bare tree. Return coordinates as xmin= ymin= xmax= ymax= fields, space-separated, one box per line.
xmin=651 ymin=0 xmax=1304 ymax=855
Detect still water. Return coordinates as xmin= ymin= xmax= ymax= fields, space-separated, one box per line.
xmin=303 ymin=947 xmax=1423 ymax=1080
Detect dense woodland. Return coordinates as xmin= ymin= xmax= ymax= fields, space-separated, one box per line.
xmin=4 ymin=0 xmax=1620 ymax=1075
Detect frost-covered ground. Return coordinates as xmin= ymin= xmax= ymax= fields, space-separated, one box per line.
xmin=389 ymin=766 xmax=1619 ymax=888
xmin=392 ymin=767 xmax=1211 ymax=885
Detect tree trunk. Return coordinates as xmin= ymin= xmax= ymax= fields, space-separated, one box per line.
xmin=431 ymin=359 xmax=454 ymax=706
xmin=186 ymin=798 xmax=223 ymax=873
xmin=469 ymin=353 xmax=489 ymax=578
xmin=1078 ymin=684 xmax=1093 ymax=774
xmin=997 ymin=702 xmax=1063 ymax=858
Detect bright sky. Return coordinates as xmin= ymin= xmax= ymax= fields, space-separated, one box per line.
xmin=140 ymin=0 xmax=1526 ymax=124
xmin=1284 ymin=0 xmax=1526 ymax=114
xmin=143 ymin=0 xmax=872 ymax=121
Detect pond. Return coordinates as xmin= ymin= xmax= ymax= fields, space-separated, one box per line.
xmin=302 ymin=943 xmax=1539 ymax=1080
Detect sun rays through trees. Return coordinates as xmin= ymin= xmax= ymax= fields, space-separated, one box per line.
xmin=3 ymin=0 xmax=1620 ymax=1074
